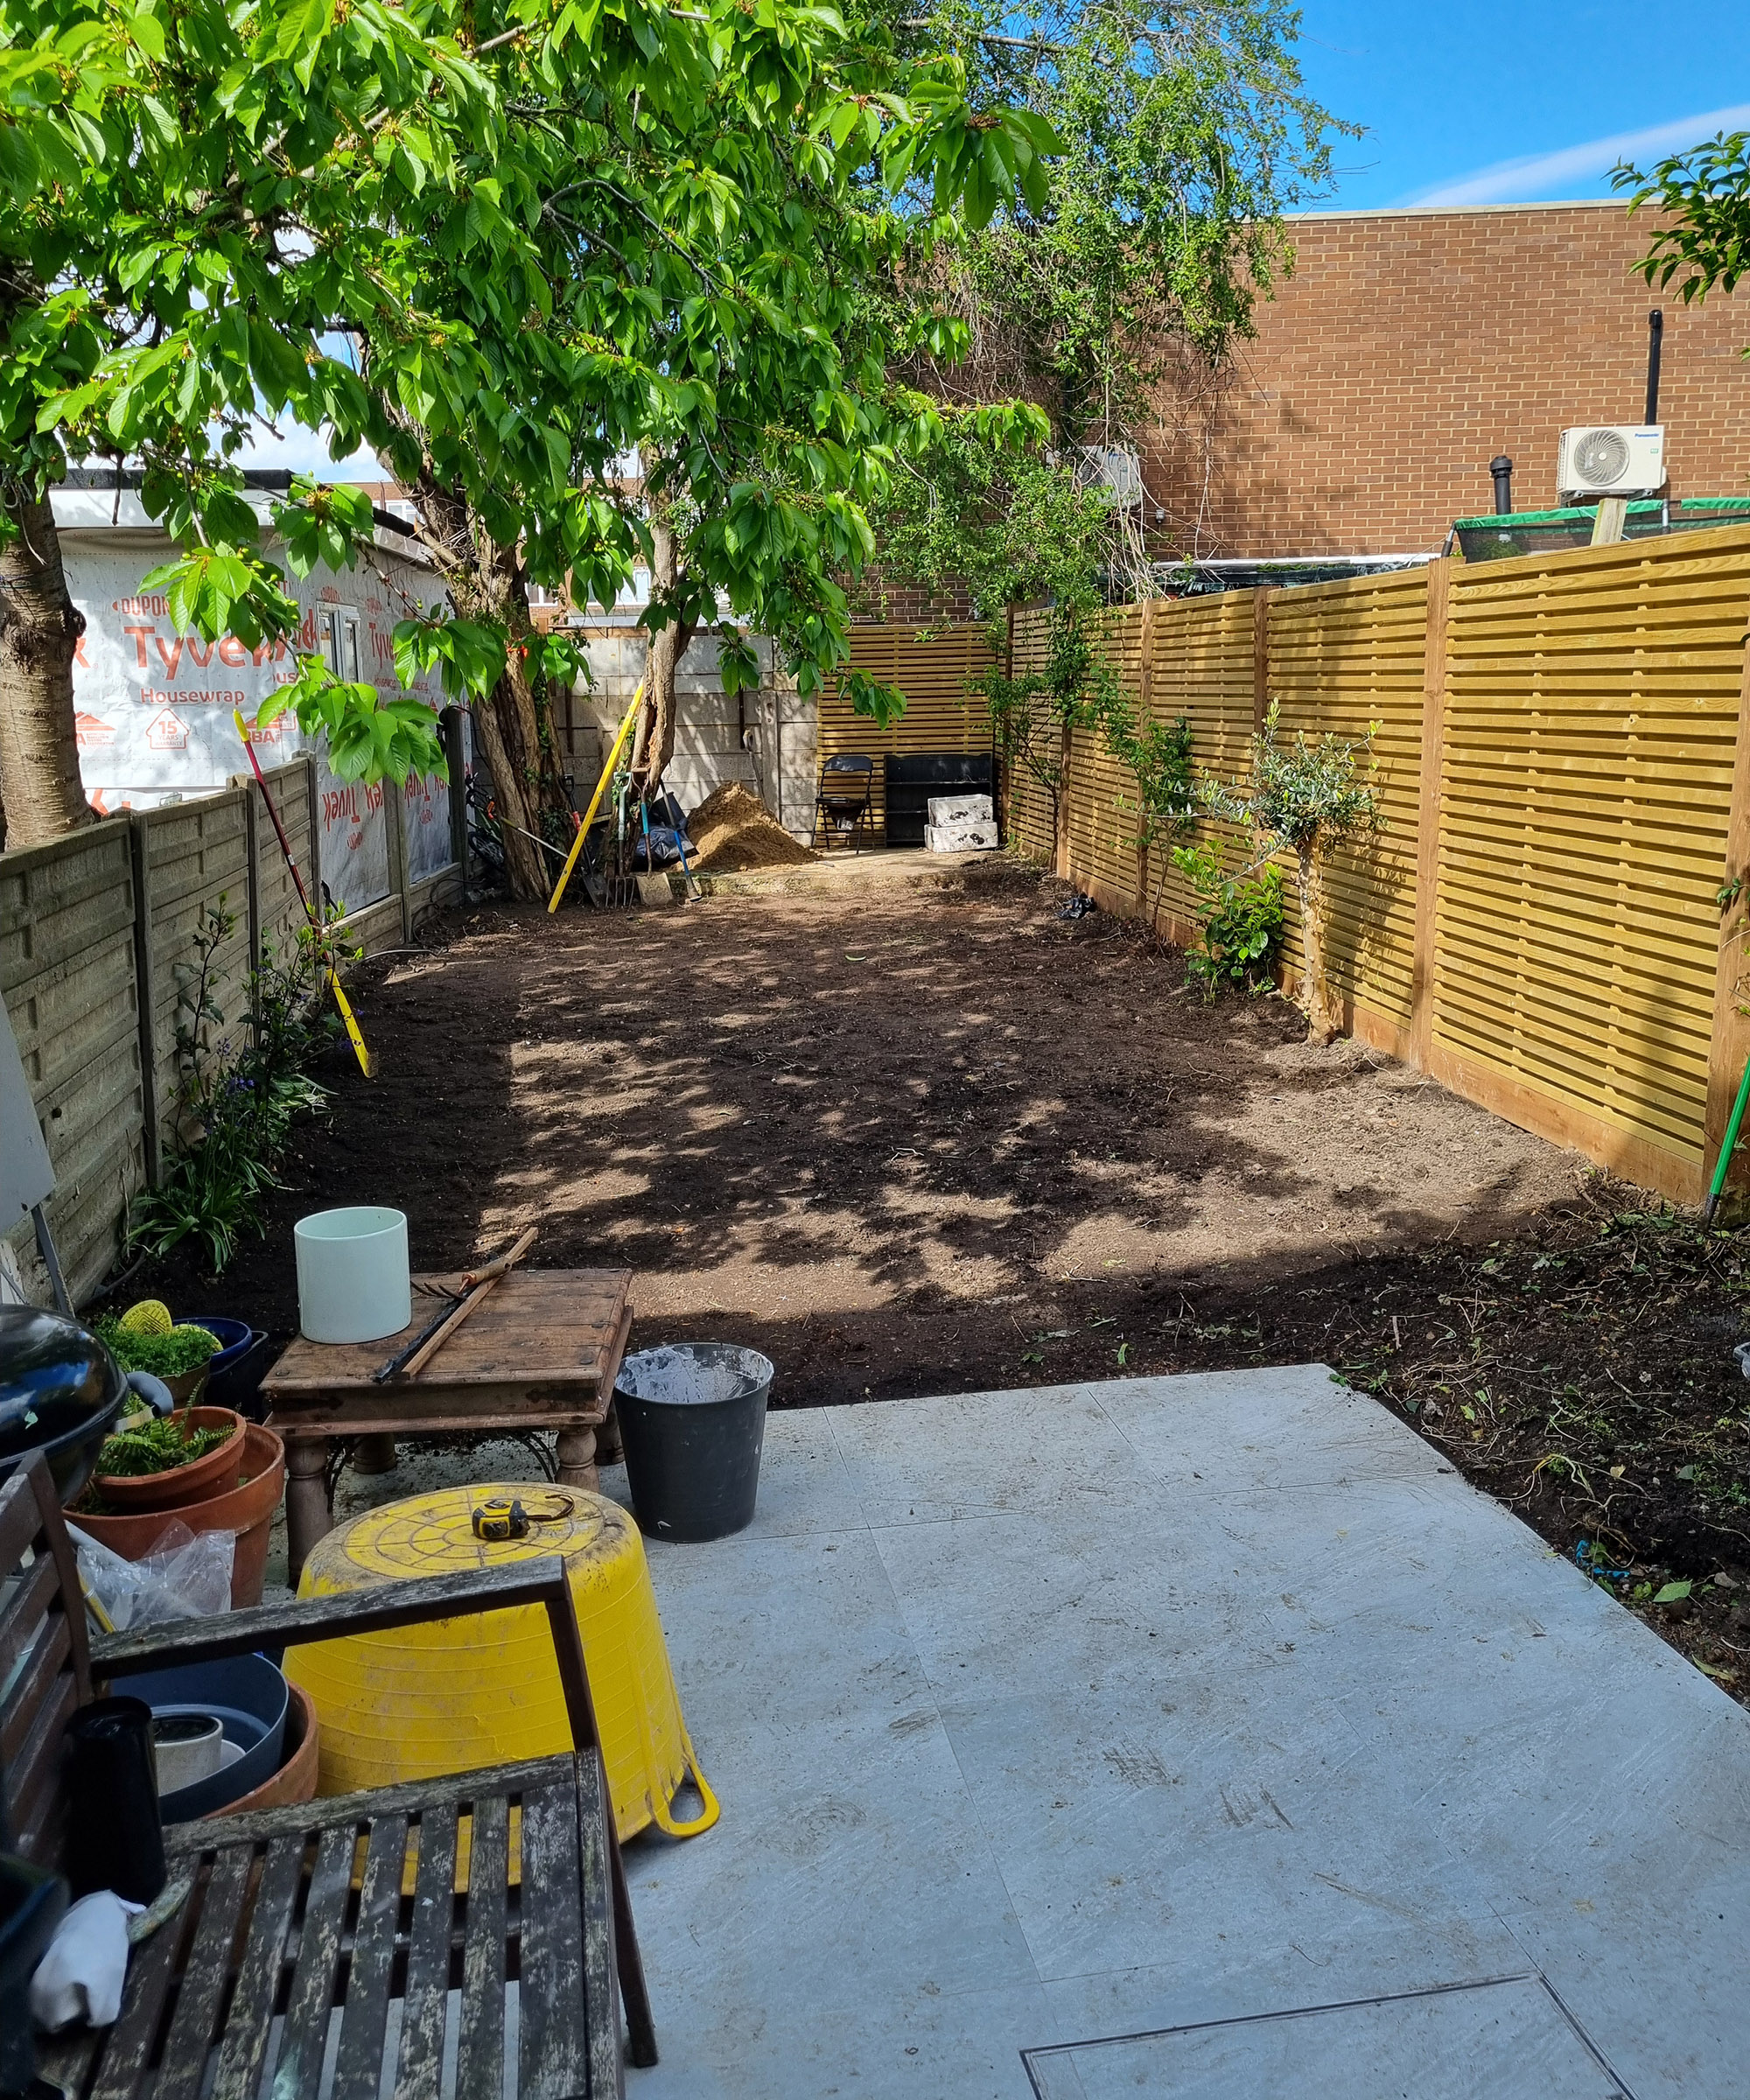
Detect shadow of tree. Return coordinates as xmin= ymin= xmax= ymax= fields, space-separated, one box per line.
xmin=136 ymin=861 xmax=1581 ymax=1410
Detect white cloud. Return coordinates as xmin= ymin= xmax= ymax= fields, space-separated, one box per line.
xmin=228 ymin=421 xmax=382 ymax=479
xmin=1408 ymin=102 xmax=1750 ymax=209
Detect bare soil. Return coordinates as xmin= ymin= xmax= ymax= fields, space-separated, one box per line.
xmin=130 ymin=858 xmax=1750 ymax=1699
xmin=685 ymin=780 xmax=816 ymax=871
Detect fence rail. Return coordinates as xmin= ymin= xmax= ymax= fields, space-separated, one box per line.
xmin=926 ymin=518 xmax=1750 ymax=1208
xmin=3 ymin=759 xmax=460 ymax=1306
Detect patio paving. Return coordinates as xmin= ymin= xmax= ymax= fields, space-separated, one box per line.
xmin=606 ymin=1367 xmax=1750 ymax=2100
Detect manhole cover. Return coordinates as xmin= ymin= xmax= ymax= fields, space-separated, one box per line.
xmin=1024 ymin=1975 xmax=1628 ymax=2099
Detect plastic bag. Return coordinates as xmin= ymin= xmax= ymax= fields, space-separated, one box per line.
xmin=30 ymin=1891 xmax=143 ymax=2031
xmin=66 ymin=1521 xmax=234 ymax=1630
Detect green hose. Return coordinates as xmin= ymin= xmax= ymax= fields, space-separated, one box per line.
xmin=1706 ymin=1054 xmax=1750 ymax=1222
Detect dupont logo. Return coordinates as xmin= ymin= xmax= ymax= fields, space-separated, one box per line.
xmin=145 ymin=708 xmax=189 ymax=751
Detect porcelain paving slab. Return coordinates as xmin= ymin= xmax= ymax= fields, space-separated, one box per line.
xmin=614 ymin=1369 xmax=1750 ymax=2099
xmin=1023 ymin=1975 xmax=1628 ymax=2100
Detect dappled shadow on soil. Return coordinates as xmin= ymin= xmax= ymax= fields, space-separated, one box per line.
xmin=133 ymin=860 xmax=1750 ymax=1699
xmin=138 ymin=858 xmax=1575 ymax=1390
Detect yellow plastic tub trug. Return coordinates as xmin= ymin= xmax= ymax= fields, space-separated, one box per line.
xmin=287 ymin=1484 xmax=717 ymax=1843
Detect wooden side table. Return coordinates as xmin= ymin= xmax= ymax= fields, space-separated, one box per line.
xmin=262 ymin=1268 xmax=633 ymax=1583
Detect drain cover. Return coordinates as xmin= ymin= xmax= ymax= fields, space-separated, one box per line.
xmin=1024 ymin=1976 xmax=1628 ymax=2099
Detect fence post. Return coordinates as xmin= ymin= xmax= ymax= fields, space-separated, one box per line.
xmin=304 ymin=753 xmax=322 ymax=914
xmin=1704 ymin=640 xmax=1750 ymax=1210
xmin=1252 ymin=585 xmax=1275 ymax=729
xmin=1134 ymin=597 xmax=1158 ymax=922
xmin=129 ymin=814 xmax=161 ymax=1188
xmin=388 ymin=779 xmax=413 ymax=942
xmin=443 ymin=708 xmax=469 ymax=905
xmin=241 ymin=783 xmax=262 ymax=1042
xmin=1055 ymin=716 xmax=1072 ymax=879
xmin=1410 ymin=557 xmax=1451 ymax=1072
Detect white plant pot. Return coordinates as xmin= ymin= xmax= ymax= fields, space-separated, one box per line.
xmin=150 ymin=1712 xmax=224 ymax=1795
xmin=294 ymin=1207 xmax=411 ymax=1345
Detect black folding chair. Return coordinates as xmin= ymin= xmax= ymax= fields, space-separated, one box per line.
xmin=813 ymin=752 xmax=876 ymax=853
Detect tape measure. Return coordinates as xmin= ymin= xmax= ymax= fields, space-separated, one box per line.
xmin=471 ymin=1494 xmax=573 ymax=1542
xmin=472 ymin=1498 xmax=529 ymax=1542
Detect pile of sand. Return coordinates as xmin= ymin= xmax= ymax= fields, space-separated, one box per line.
xmin=686 ymin=782 xmax=817 ymax=872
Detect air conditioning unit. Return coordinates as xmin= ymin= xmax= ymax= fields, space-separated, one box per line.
xmin=1075 ymin=447 xmax=1144 ymax=508
xmin=1558 ymin=424 xmax=1665 ymax=499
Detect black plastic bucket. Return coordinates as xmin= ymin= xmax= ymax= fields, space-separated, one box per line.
xmin=614 ymin=1343 xmax=773 ymax=1543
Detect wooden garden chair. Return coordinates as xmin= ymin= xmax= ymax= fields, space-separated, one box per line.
xmin=0 ymin=1451 xmax=656 ymax=2098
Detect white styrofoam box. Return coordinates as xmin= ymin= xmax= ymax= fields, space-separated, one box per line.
xmin=926 ymin=822 xmax=998 ymax=853
xmin=928 ymin=793 xmax=994 ymax=826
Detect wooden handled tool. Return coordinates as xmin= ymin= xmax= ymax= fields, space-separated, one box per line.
xmin=372 ymin=1228 xmax=537 ymax=1382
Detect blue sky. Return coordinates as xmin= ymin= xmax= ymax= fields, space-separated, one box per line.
xmin=1292 ymin=0 xmax=1750 ymax=211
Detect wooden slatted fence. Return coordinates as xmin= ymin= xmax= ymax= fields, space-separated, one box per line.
xmin=862 ymin=518 xmax=1750 ymax=1207
xmin=818 ymin=625 xmax=997 ymax=844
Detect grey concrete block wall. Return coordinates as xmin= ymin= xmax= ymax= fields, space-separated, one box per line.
xmin=563 ymin=625 xmax=816 ymax=836
xmin=1 ymin=757 xmax=455 ymax=1309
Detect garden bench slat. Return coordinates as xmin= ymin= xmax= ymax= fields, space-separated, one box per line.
xmin=208 ymin=1834 xmax=308 ymax=2100
xmin=394 ymin=1802 xmax=459 ymax=2100
xmin=152 ymin=1848 xmax=254 ymax=2100
xmin=81 ymin=1887 xmax=182 ymax=2100
xmin=330 ymin=1810 xmax=410 ymax=2100
xmin=271 ymin=1821 xmax=357 ymax=2099
xmin=517 ymin=1778 xmax=591 ymax=2100
xmin=457 ymin=1791 xmax=510 ymax=2100
xmin=578 ymin=1741 xmax=625 ymax=2098
xmin=0 ymin=1603 xmax=73 ymax=1772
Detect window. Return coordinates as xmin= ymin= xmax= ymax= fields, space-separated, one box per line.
xmin=319 ymin=607 xmax=360 ymax=681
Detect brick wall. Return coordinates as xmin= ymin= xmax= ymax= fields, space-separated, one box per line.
xmin=847 ymin=574 xmax=975 ymax=626
xmin=1148 ymin=201 xmax=1750 ymax=559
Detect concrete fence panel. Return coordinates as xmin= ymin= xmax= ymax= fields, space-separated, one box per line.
xmin=1 ymin=819 xmax=144 ymax=1300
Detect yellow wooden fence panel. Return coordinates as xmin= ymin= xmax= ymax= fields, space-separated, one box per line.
xmin=1004 ymin=607 xmax=1059 ymax=862
xmin=1141 ymin=592 xmax=1257 ymax=934
xmin=1064 ymin=606 xmax=1146 ymax=911
xmin=820 ymin=624 xmax=996 ymax=842
xmin=855 ymin=522 xmax=1750 ymax=1203
xmin=1433 ymin=523 xmax=1750 ymax=1178
xmin=1268 ymin=570 xmax=1429 ymax=1032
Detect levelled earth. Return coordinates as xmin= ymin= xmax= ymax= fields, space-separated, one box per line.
xmin=133 ymin=858 xmax=1750 ymax=1700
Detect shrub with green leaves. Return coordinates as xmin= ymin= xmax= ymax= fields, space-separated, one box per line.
xmin=1203 ymin=700 xmax=1382 ymax=1042
xmin=94 ymin=1318 xmax=220 ymax=1379
xmin=129 ymin=898 xmax=349 ymax=1272
xmin=1172 ymin=844 xmax=1284 ymax=997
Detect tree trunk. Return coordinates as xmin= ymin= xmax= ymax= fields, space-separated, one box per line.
xmin=1296 ymin=843 xmax=1337 ymax=1044
xmin=0 ymin=487 xmax=94 ymax=847
xmin=425 ymin=495 xmax=570 ymax=904
xmin=631 ymin=508 xmax=697 ymax=803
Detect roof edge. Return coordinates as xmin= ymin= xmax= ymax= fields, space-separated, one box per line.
xmin=1287 ymin=198 xmax=1632 ymax=222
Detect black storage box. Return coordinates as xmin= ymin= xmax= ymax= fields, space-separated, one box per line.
xmin=883 ymin=753 xmax=996 ymax=848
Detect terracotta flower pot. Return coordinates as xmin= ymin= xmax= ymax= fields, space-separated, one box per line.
xmin=210 ymin=1681 xmax=318 ymax=1817
xmin=93 ymin=1405 xmax=248 ymax=1512
xmin=73 ymin=1423 xmax=284 ymax=1606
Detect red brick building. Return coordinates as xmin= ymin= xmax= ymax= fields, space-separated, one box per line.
xmin=1153 ymin=200 xmax=1750 ymax=560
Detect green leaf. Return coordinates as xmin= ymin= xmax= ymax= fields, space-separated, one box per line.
xmin=1652 ymin=1581 xmax=1693 ymax=1605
